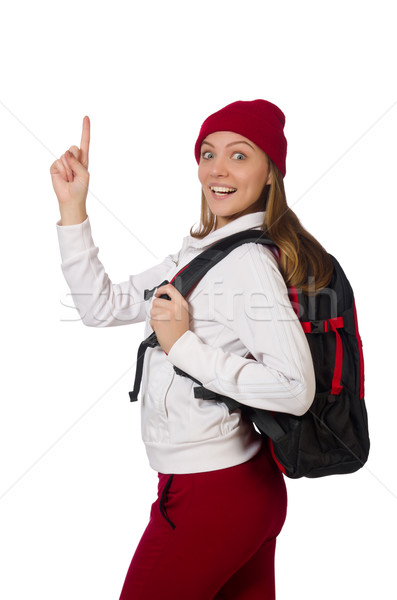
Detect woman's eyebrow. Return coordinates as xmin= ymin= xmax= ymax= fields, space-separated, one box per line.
xmin=201 ymin=140 xmax=255 ymax=150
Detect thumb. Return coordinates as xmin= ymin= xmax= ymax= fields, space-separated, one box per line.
xmin=65 ymin=150 xmax=88 ymax=179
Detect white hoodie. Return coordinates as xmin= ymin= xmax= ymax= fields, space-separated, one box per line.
xmin=56 ymin=210 xmax=315 ymax=474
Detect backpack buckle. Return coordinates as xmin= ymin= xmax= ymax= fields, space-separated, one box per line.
xmin=144 ymin=279 xmax=170 ymax=301
xmin=310 ymin=320 xmax=325 ymax=334
xmin=194 ymin=386 xmax=217 ymax=400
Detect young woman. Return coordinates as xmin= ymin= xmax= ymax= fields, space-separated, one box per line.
xmin=50 ymin=99 xmax=332 ymax=599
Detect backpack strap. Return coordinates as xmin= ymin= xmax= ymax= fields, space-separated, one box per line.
xmin=290 ymin=278 xmax=346 ymax=399
xmin=299 ymin=315 xmax=345 ymax=397
xmin=128 ymin=229 xmax=275 ymax=402
xmin=326 ymin=317 xmax=345 ymax=396
xmin=193 ymin=383 xmax=286 ymax=440
xmin=145 ymin=229 xmax=275 ymax=300
xmin=128 ymin=330 xmax=163 ymax=402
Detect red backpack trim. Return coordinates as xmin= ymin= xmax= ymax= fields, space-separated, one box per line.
xmin=353 ymin=299 xmax=365 ymax=400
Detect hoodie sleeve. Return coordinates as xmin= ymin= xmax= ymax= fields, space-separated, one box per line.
xmin=56 ymin=216 xmax=179 ymax=327
xmin=165 ymin=243 xmax=315 ymax=416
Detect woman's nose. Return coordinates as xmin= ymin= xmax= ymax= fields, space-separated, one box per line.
xmin=210 ymin=155 xmax=228 ymax=177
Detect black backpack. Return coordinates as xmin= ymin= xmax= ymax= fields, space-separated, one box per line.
xmin=129 ymin=229 xmax=370 ymax=479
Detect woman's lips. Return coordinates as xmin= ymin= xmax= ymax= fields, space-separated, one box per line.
xmin=209 ymin=189 xmax=237 ymax=200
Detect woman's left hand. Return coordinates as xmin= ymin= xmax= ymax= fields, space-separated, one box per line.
xmin=149 ymin=283 xmax=190 ymax=354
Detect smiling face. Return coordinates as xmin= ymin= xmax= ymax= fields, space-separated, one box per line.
xmin=198 ymin=131 xmax=272 ymax=230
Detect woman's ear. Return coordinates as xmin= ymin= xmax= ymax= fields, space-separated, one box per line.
xmin=265 ymin=158 xmax=273 ymax=185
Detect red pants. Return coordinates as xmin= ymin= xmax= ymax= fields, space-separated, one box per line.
xmin=119 ymin=443 xmax=287 ymax=600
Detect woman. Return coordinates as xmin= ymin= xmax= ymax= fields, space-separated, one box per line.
xmin=50 ymin=99 xmax=332 ymax=599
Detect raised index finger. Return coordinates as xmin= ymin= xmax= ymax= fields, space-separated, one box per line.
xmin=80 ymin=115 xmax=90 ymax=168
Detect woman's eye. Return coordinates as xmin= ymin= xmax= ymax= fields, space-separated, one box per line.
xmin=201 ymin=150 xmax=246 ymax=160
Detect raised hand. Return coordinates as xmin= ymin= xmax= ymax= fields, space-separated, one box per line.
xmin=50 ymin=115 xmax=91 ymax=225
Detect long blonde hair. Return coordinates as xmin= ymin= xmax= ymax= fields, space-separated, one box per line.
xmin=189 ymin=159 xmax=333 ymax=294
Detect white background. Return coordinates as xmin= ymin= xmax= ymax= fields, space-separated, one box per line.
xmin=0 ymin=1 xmax=396 ymax=598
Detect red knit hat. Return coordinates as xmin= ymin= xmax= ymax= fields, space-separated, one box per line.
xmin=194 ymin=99 xmax=287 ymax=177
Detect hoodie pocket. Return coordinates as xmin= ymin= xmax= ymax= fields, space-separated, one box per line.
xmin=159 ymin=474 xmax=176 ymax=530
